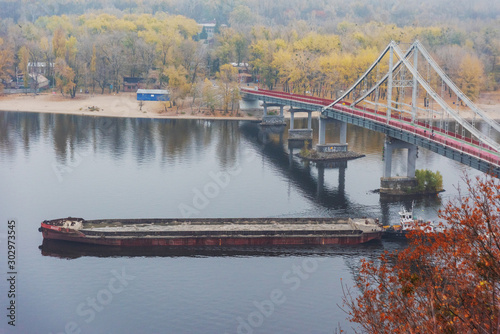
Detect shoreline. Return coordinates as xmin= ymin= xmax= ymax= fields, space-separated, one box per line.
xmin=0 ymin=92 xmax=264 ymax=121
xmin=0 ymin=91 xmax=499 ymax=121
xmin=0 ymin=107 xmax=264 ymax=121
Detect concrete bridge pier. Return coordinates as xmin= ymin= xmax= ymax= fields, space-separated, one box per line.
xmin=261 ymin=103 xmax=286 ymax=126
xmin=316 ymin=116 xmax=348 ymax=154
xmin=288 ymin=108 xmax=313 ymax=141
xmin=380 ymin=136 xmax=418 ymax=195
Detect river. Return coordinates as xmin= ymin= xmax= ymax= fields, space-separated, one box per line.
xmin=0 ymin=111 xmax=481 ymax=333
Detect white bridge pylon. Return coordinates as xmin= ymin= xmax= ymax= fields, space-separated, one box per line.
xmin=322 ymin=40 xmax=500 ymax=154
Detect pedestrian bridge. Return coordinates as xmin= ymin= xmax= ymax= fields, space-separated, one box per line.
xmin=241 ymin=40 xmax=500 ymax=177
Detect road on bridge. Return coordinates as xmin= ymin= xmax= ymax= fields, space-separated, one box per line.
xmin=241 ymin=87 xmax=500 ymax=171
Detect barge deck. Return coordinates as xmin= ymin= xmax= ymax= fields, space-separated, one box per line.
xmin=39 ymin=217 xmax=383 ymax=247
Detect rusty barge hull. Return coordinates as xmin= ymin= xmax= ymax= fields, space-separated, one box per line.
xmin=40 ymin=217 xmax=383 ymax=247
xmin=41 ymin=228 xmax=382 ymax=246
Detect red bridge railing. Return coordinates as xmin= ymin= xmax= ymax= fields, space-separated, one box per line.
xmin=241 ymin=88 xmax=500 ymax=167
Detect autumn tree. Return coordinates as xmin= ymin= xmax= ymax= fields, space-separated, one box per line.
xmin=64 ymin=35 xmax=81 ymax=98
xmin=18 ymin=46 xmax=30 ymax=89
xmin=52 ymin=27 xmax=66 ymax=59
xmin=214 ymin=27 xmax=238 ymax=66
xmin=344 ymin=174 xmax=500 ymax=333
xmin=39 ymin=36 xmax=54 ymax=87
xmin=201 ymin=78 xmax=218 ymax=114
xmin=175 ymin=39 xmax=206 ymax=84
xmin=163 ymin=65 xmax=191 ymax=111
xmin=0 ymin=38 xmax=13 ymax=92
xmin=228 ymin=5 xmax=260 ymax=32
xmin=89 ymin=45 xmax=96 ymax=94
xmin=217 ymin=63 xmax=239 ymax=114
xmin=458 ymin=54 xmax=485 ymax=101
xmin=54 ymin=57 xmax=75 ymax=96
xmin=100 ymin=32 xmax=127 ymax=94
xmin=250 ymin=38 xmax=286 ymax=90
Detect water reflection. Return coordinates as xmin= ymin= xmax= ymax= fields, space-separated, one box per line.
xmin=240 ymin=122 xmax=353 ymax=211
xmin=0 ymin=111 xmax=447 ymax=220
xmin=0 ymin=113 xmax=242 ymax=167
xmin=39 ymin=238 xmax=387 ymax=260
xmin=0 ymin=111 xmax=484 ymax=334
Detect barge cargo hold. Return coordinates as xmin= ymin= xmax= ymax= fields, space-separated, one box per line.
xmin=39 ymin=217 xmax=383 ymax=247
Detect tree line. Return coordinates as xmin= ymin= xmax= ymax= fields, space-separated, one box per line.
xmin=0 ymin=8 xmax=498 ymax=109
xmin=2 ymin=0 xmax=499 ymax=30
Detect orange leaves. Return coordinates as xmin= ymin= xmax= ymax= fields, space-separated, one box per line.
xmin=344 ymin=174 xmax=500 ymax=333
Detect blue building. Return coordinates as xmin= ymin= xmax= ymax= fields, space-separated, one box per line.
xmin=136 ymin=89 xmax=170 ymax=101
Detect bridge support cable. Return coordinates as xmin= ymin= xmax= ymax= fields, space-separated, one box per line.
xmin=415 ymin=40 xmax=500 ymax=134
xmin=390 ymin=42 xmax=500 ymax=153
xmin=321 ymin=38 xmax=499 ymax=154
xmin=350 ymin=46 xmax=415 ymax=110
xmin=321 ymin=43 xmax=392 ymax=111
xmin=411 ymin=49 xmax=418 ymax=122
xmin=387 ymin=46 xmax=394 ymax=122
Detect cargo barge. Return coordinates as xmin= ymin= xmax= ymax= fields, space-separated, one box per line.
xmin=39 ymin=217 xmax=383 ymax=247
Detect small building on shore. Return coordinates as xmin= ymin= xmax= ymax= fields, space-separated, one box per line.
xmin=123 ymin=77 xmax=144 ymax=92
xmin=136 ymin=89 xmax=170 ymax=101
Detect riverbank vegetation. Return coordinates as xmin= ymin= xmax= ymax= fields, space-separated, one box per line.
xmin=0 ymin=0 xmax=498 ymax=111
xmin=408 ymin=169 xmax=444 ymax=194
xmin=344 ymin=174 xmax=500 ymax=333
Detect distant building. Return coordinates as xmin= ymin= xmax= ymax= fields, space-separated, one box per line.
xmin=136 ymin=89 xmax=170 ymax=101
xmin=29 ymin=73 xmax=49 ymax=89
xmin=198 ymin=22 xmax=216 ymax=41
xmin=2 ymin=73 xmax=49 ymax=93
xmin=231 ymin=63 xmax=253 ymax=83
xmin=27 ymin=62 xmax=54 ymax=76
xmin=123 ymin=77 xmax=144 ymax=92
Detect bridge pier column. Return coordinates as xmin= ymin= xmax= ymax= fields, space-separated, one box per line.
xmin=288 ymin=108 xmax=313 ymax=141
xmin=407 ymin=145 xmax=417 ymax=178
xmin=383 ymin=136 xmax=417 ymax=178
xmin=340 ymin=121 xmax=347 ymax=145
xmin=383 ymin=139 xmax=393 ymax=178
xmin=318 ymin=116 xmax=326 ymax=145
xmin=261 ymin=103 xmax=286 ymax=125
xmin=316 ymin=117 xmax=349 ymax=155
xmin=381 ymin=136 xmax=418 ymax=195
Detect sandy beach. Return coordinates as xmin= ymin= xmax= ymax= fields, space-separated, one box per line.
xmin=0 ymin=92 xmax=263 ymax=120
xmin=0 ymin=91 xmax=499 ymax=120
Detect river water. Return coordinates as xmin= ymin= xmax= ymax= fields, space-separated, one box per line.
xmin=0 ymin=111 xmax=481 ymax=333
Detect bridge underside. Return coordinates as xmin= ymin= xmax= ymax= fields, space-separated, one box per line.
xmin=250 ymin=91 xmax=500 ymax=176
xmin=249 ymin=92 xmax=499 ymax=175
xmin=322 ymin=108 xmax=500 ymax=176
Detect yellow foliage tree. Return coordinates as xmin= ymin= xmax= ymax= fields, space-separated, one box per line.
xmin=0 ymin=38 xmax=13 ymax=92
xmin=293 ymin=32 xmax=341 ymax=54
xmin=458 ymin=54 xmax=485 ymax=101
xmin=52 ymin=28 xmax=66 ymax=59
xmin=18 ymin=46 xmax=30 ymax=89
xmin=163 ymin=65 xmax=191 ymax=111
xmin=217 ymin=64 xmax=240 ymax=114
xmin=54 ymin=58 xmax=75 ymax=96
xmin=201 ymin=78 xmax=218 ymax=113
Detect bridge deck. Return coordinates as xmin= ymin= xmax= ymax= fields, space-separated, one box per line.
xmin=241 ymin=88 xmax=500 ymax=172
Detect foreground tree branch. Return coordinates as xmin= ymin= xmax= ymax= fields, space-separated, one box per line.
xmin=344 ymin=174 xmax=500 ymax=333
